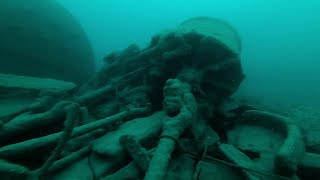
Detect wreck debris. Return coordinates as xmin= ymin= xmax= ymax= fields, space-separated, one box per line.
xmin=0 ymin=106 xmax=150 ymax=159
xmin=92 ymin=111 xmax=163 ymax=157
xmin=0 ymin=73 xmax=76 ymax=92
xmin=33 ymin=103 xmax=79 ymax=177
xmin=218 ymin=143 xmax=260 ymax=180
xmin=119 ymin=135 xmax=150 ymax=172
xmin=0 ymin=73 xmax=76 ymax=127
xmin=0 ymin=16 xmax=318 ymax=180
xmin=48 ymin=145 xmax=92 ymax=174
xmin=242 ymin=110 xmax=306 ymax=177
xmin=144 ymin=79 xmax=197 ymax=180
xmin=0 ymin=159 xmax=31 ymax=179
xmin=82 ymin=18 xmax=244 ymax=113
xmin=0 ymin=95 xmax=52 ymax=127
xmin=298 ymin=152 xmax=320 ymax=179
xmin=275 ymin=124 xmax=305 ymax=177
xmin=62 ymin=129 xmax=105 ymax=155
xmin=0 ymin=101 xmax=72 ymax=144
xmin=73 ymin=85 xmax=115 ymax=107
xmin=100 ymin=158 xmax=150 ymax=180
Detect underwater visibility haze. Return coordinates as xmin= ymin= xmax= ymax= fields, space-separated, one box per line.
xmin=0 ymin=0 xmax=319 ymax=179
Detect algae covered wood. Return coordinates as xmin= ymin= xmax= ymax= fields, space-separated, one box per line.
xmin=93 ymin=111 xmax=163 ymax=157
xmin=0 ymin=73 xmax=76 ymax=92
xmin=0 ymin=73 xmax=77 ymax=125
